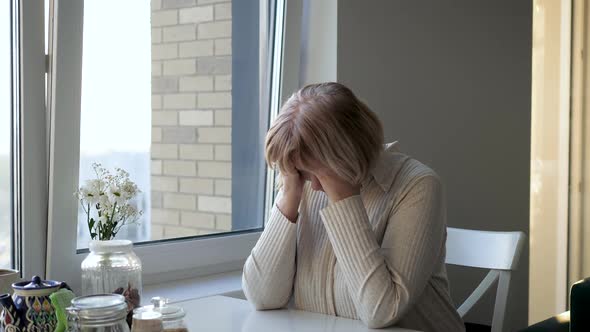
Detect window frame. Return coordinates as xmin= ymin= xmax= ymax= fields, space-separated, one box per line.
xmin=10 ymin=0 xmax=48 ymax=278
xmin=45 ymin=0 xmax=286 ymax=292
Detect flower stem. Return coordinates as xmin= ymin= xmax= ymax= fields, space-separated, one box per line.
xmin=86 ymin=203 xmax=93 ymax=239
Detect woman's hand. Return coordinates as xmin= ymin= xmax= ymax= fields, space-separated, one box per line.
xmin=315 ymin=169 xmax=361 ymax=203
xmin=277 ymin=169 xmax=305 ymax=222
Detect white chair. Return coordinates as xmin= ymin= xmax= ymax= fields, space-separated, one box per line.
xmin=446 ymin=227 xmax=526 ymax=332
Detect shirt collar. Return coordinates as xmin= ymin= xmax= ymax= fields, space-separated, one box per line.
xmin=368 ymin=141 xmax=409 ymax=192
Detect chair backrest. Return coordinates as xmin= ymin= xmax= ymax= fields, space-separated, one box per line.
xmin=445 ymin=227 xmax=526 ymax=332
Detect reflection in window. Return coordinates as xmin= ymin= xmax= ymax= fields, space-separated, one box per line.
xmin=77 ymin=0 xmax=265 ymax=248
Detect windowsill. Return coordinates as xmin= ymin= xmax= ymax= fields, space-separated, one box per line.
xmin=143 ymin=270 xmax=245 ymax=304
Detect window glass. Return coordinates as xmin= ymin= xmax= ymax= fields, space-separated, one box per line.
xmin=0 ymin=0 xmax=13 ymax=268
xmin=77 ymin=0 xmax=266 ymax=248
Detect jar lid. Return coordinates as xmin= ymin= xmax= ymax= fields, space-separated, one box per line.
xmin=89 ymin=240 xmax=133 ymax=253
xmin=132 ymin=310 xmax=163 ymax=332
xmin=133 ymin=310 xmax=162 ymax=320
xmin=136 ymin=297 xmax=186 ymax=322
xmin=159 ymin=304 xmax=185 ymax=321
xmin=69 ymin=294 xmax=128 ymax=321
xmin=13 ymin=275 xmax=62 ymax=290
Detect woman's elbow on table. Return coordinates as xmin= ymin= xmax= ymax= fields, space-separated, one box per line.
xmin=241 ymin=273 xmax=291 ymax=310
xmin=355 ymin=287 xmax=408 ymax=329
xmin=357 ymin=308 xmax=398 ymax=329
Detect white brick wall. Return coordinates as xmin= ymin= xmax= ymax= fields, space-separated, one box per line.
xmin=214 ymin=75 xmax=231 ymax=90
xmin=163 ymin=25 xmax=196 ymax=42
xmin=152 ymin=28 xmax=163 ymax=43
xmin=198 ymin=92 xmax=231 ymax=108
xmin=216 ymin=214 xmax=231 ymax=230
xmin=163 ymin=93 xmax=196 ymax=109
xmin=179 ymin=75 xmax=214 ymax=91
xmin=214 ymin=179 xmax=231 ymax=196
xmin=198 ymin=161 xmax=231 ymax=178
xmin=152 ymin=10 xmax=178 ymax=26
xmin=198 ymin=0 xmax=228 ymax=7
xmin=152 ymin=143 xmax=178 ymax=159
xmin=214 ymin=145 xmax=231 ymax=161
xmin=151 ymin=160 xmax=163 ymax=175
xmin=214 ymin=110 xmax=231 ymax=125
xmin=152 ymin=128 xmax=163 ymax=142
xmin=179 ymin=144 xmax=214 ymax=160
xmin=163 ymin=59 xmax=196 ymax=76
xmin=164 ymin=193 xmax=196 ymax=210
xmin=163 ymin=160 xmax=197 ymax=176
xmin=214 ymin=38 xmax=231 ymax=55
xmin=164 ymin=0 xmax=196 ymax=9
xmin=214 ymin=3 xmax=231 ymax=20
xmin=152 ymin=0 xmax=233 ymax=239
xmin=152 ymin=61 xmax=162 ymax=76
xmin=179 ymin=110 xmax=213 ymax=126
xmin=181 ymin=211 xmax=215 ymax=228
xmin=198 ymin=21 xmax=231 ymax=39
xmin=164 ymin=226 xmax=198 ymax=237
xmin=152 ymin=208 xmax=180 ymax=225
xmin=152 ymin=43 xmax=179 ymax=60
xmin=152 ymin=95 xmax=163 ymax=109
xmin=179 ymin=6 xmax=214 ymax=24
xmin=198 ymin=195 xmax=231 ymax=213
xmin=152 ymin=176 xmax=179 ymax=192
xmin=153 ymin=111 xmax=178 ymax=126
xmin=198 ymin=127 xmax=231 ymax=143
xmin=179 ymin=40 xmax=214 ymax=57
xmin=152 ymin=0 xmax=163 ymax=10
xmin=180 ymin=178 xmax=214 ymax=194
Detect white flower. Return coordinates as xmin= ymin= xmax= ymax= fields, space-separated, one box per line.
xmin=86 ymin=179 xmax=104 ymax=195
xmin=98 ymin=191 xmax=112 ymax=209
xmin=121 ymin=180 xmax=139 ymax=199
xmin=108 ymin=184 xmax=126 ymax=206
xmin=76 ymin=163 xmax=142 ymax=240
xmin=77 ymin=179 xmax=104 ymax=205
xmin=77 ymin=187 xmax=97 ymax=205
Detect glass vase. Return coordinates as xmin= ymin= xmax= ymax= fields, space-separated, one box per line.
xmin=81 ymin=240 xmax=142 ymax=325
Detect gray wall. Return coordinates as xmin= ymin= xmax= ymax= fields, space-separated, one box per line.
xmin=338 ymin=1 xmax=532 ymax=330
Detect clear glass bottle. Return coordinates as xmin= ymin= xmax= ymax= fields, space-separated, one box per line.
xmin=81 ymin=240 xmax=142 ymax=324
xmin=67 ymin=294 xmax=130 ymax=332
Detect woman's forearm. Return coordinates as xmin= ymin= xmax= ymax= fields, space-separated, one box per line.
xmin=242 ymin=203 xmax=298 ymax=309
xmin=319 ymin=176 xmax=445 ymax=328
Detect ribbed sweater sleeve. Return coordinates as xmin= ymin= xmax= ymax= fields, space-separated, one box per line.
xmin=242 ymin=191 xmax=298 ymax=310
xmin=320 ymin=175 xmax=446 ymax=329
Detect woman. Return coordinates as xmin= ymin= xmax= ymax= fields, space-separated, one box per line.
xmin=242 ymin=82 xmax=465 ymax=331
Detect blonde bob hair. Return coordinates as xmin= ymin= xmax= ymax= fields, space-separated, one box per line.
xmin=265 ymin=82 xmax=384 ymax=185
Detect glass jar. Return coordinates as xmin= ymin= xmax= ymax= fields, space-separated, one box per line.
xmin=131 ymin=309 xmax=163 ymax=332
xmin=135 ymin=297 xmax=188 ymax=332
xmin=81 ymin=240 xmax=142 ymax=325
xmin=67 ymin=294 xmax=130 ymax=332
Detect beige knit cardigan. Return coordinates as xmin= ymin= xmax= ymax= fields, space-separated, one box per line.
xmin=242 ymin=142 xmax=465 ymax=332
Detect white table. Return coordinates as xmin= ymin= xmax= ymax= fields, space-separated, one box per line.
xmin=178 ymin=295 xmax=420 ymax=331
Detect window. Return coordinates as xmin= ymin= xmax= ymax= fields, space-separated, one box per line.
xmin=47 ymin=0 xmax=284 ymax=288
xmin=75 ymin=0 xmax=269 ymax=248
xmin=0 ymin=0 xmax=12 ymax=269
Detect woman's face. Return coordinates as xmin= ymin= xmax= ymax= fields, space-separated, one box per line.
xmin=295 ymin=159 xmax=326 ymax=192
xmin=299 ymin=169 xmax=323 ymax=192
